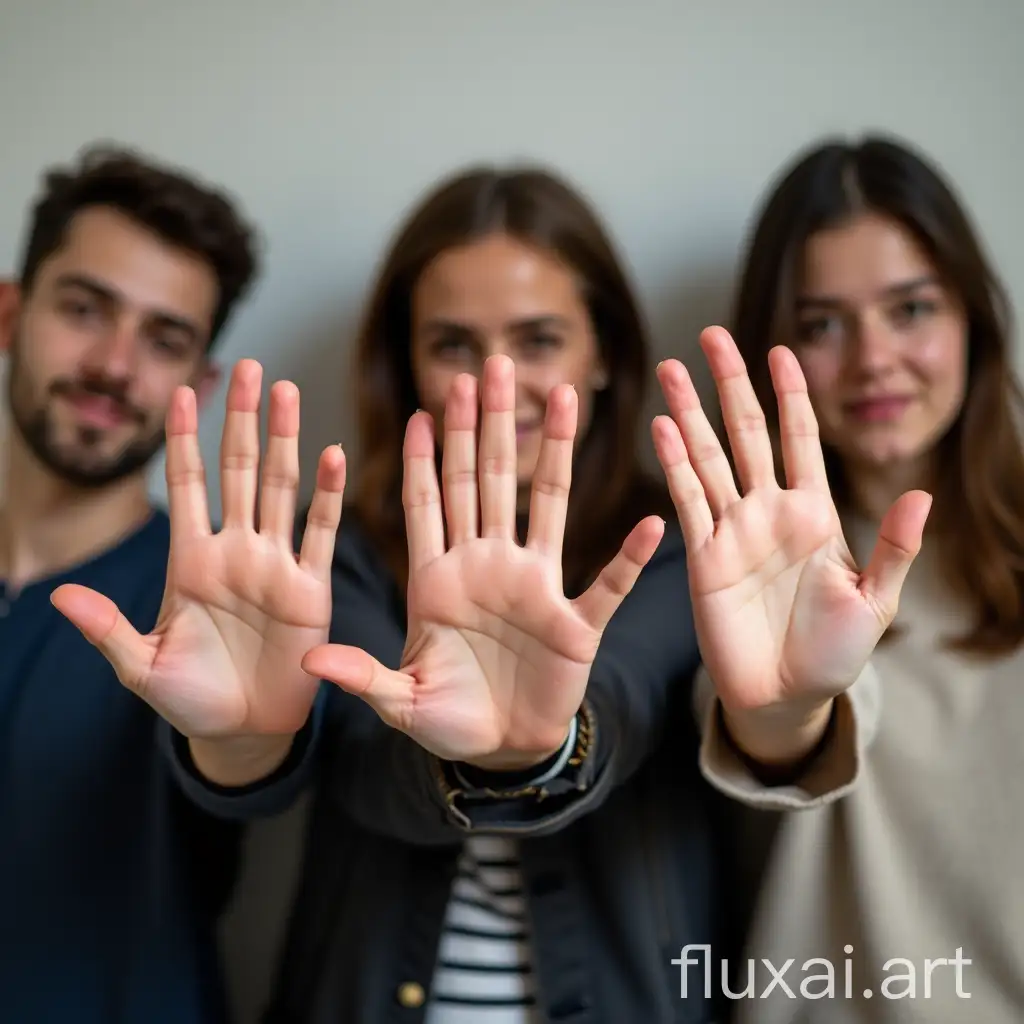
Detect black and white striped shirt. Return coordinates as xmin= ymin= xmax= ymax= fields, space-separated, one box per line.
xmin=426 ymin=835 xmax=539 ymax=1023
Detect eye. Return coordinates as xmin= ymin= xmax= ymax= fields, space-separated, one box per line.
xmin=60 ymin=296 xmax=100 ymax=322
xmin=891 ymin=297 xmax=936 ymax=327
xmin=516 ymin=330 xmax=564 ymax=360
xmin=429 ymin=335 xmax=474 ymax=360
xmin=795 ymin=315 xmax=841 ymax=343
xmin=149 ymin=334 xmax=190 ymax=359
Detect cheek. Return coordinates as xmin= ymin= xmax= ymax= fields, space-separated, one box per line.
xmin=519 ymin=356 xmax=598 ymax=420
xmin=915 ymin=332 xmax=968 ymax=410
xmin=132 ymin=361 xmax=206 ymax=426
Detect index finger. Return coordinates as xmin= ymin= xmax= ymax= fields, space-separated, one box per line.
xmin=164 ymin=385 xmax=212 ymax=544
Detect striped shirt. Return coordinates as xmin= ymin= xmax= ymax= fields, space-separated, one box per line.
xmin=425 ymin=835 xmax=539 ymax=1023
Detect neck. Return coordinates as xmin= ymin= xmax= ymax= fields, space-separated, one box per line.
xmin=845 ymin=453 xmax=933 ymax=523
xmin=0 ymin=432 xmax=153 ymax=592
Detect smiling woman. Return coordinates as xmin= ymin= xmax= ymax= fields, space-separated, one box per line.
xmin=731 ymin=134 xmax=1024 ymax=655
xmin=706 ymin=132 xmax=1024 ymax=1024
xmin=349 ymin=166 xmax=668 ymax=595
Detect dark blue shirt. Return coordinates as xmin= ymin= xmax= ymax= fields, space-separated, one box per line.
xmin=0 ymin=510 xmax=240 ymax=1024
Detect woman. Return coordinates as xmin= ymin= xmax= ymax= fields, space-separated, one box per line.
xmin=257 ymin=164 xmax=731 ymax=1023
xmin=662 ymin=134 xmax=1024 ymax=1022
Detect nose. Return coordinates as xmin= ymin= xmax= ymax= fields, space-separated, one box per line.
xmin=849 ymin=313 xmax=899 ymax=376
xmin=81 ymin=318 xmax=139 ymax=381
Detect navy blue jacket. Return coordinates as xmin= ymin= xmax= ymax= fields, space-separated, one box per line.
xmin=0 ymin=511 xmax=241 ymax=1024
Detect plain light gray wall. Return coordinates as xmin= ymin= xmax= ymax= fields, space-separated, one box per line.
xmin=1 ymin=1 xmax=1022 ymax=1020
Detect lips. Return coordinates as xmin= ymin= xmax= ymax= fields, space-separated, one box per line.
xmin=845 ymin=396 xmax=913 ymax=423
xmin=62 ymin=392 xmax=133 ymax=429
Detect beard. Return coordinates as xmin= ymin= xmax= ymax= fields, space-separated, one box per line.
xmin=7 ymin=337 xmax=167 ymax=489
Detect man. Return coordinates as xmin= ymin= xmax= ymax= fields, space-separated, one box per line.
xmin=0 ymin=145 xmax=259 ymax=1023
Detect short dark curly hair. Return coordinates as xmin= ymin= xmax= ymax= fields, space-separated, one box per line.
xmin=17 ymin=143 xmax=260 ymax=346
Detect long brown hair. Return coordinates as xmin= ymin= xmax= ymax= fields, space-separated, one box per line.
xmin=731 ymin=134 xmax=1024 ymax=655
xmin=350 ymin=165 xmax=671 ymax=595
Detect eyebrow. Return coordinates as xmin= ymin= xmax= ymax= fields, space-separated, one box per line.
xmin=795 ymin=275 xmax=940 ymax=310
xmin=420 ymin=314 xmax=572 ymax=333
xmin=53 ymin=272 xmax=203 ymax=343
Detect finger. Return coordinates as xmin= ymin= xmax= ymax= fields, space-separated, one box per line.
xmin=298 ymin=444 xmax=346 ymax=579
xmin=769 ymin=346 xmax=830 ymax=492
xmin=859 ymin=490 xmax=932 ymax=621
xmin=656 ymin=357 xmax=740 ymax=518
xmin=441 ymin=374 xmax=479 ymax=546
xmin=478 ymin=354 xmax=518 ymax=540
xmin=302 ymin=643 xmax=415 ymax=732
xmin=651 ymin=415 xmax=714 ymax=550
xmin=258 ymin=380 xmax=301 ymax=544
xmin=403 ymin=411 xmax=445 ymax=572
xmin=165 ymin=385 xmax=212 ymax=543
xmin=525 ymin=384 xmax=576 ymax=563
xmin=700 ymin=326 xmax=778 ymax=493
xmin=50 ymin=584 xmax=155 ymax=692
xmin=221 ymin=360 xmax=264 ymax=530
xmin=573 ymin=516 xmax=665 ymax=632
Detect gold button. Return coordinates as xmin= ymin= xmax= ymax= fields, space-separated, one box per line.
xmin=397 ymin=981 xmax=425 ymax=1008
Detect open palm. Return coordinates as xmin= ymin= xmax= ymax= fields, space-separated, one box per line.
xmin=51 ymin=360 xmax=345 ymax=741
xmin=652 ymin=327 xmax=932 ymax=716
xmin=303 ymin=356 xmax=663 ymax=770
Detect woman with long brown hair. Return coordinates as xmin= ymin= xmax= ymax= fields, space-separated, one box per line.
xmin=656 ymin=134 xmax=1024 ymax=1022
xmin=255 ymin=164 xmax=730 ymax=1023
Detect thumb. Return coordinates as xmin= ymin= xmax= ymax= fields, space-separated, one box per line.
xmin=301 ymin=643 xmax=416 ymax=732
xmin=859 ymin=489 xmax=933 ymax=621
xmin=51 ymin=583 xmax=155 ymax=691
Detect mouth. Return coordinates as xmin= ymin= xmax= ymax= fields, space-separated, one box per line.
xmin=844 ymin=395 xmax=914 ymax=423
xmin=60 ymin=392 xmax=134 ymax=429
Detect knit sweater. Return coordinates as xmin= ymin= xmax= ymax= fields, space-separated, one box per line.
xmin=696 ymin=515 xmax=1024 ymax=1023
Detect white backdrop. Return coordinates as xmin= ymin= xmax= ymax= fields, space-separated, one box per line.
xmin=2 ymin=1 xmax=1022 ymax=1019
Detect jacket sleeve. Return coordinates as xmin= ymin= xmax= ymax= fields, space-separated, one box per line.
xmin=693 ymin=660 xmax=883 ymax=810
xmin=321 ymin=520 xmax=703 ymax=845
xmin=159 ymin=687 xmax=327 ymax=821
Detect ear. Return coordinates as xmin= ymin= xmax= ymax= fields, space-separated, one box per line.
xmin=0 ymin=280 xmax=22 ymax=355
xmin=192 ymin=359 xmax=222 ymax=412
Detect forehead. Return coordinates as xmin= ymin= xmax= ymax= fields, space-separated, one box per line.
xmin=412 ymin=234 xmax=584 ymax=322
xmin=31 ymin=205 xmax=219 ymax=332
xmin=800 ymin=213 xmax=937 ymax=299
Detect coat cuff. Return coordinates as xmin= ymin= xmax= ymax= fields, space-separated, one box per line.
xmin=694 ymin=662 xmax=881 ymax=810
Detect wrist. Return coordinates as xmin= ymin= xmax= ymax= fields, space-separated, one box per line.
xmin=461 ymin=721 xmax=575 ymax=775
xmin=455 ymin=716 xmax=578 ymax=787
xmin=188 ymin=733 xmax=296 ymax=787
xmin=721 ymin=695 xmax=835 ymax=768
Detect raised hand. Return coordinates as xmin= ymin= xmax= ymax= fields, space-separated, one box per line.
xmin=303 ymin=355 xmax=665 ymax=771
xmin=51 ymin=360 xmax=345 ymax=780
xmin=652 ymin=327 xmax=932 ymax=757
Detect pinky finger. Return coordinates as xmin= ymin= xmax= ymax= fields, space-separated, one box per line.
xmin=573 ymin=515 xmax=665 ymax=633
xmin=298 ymin=444 xmax=346 ymax=578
